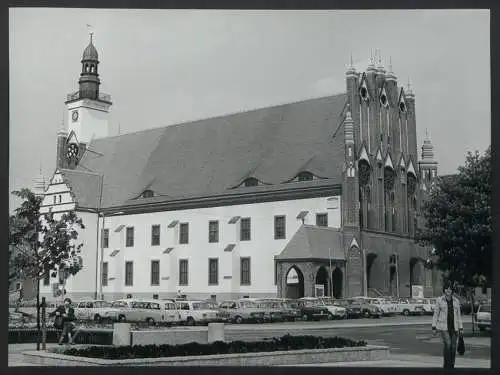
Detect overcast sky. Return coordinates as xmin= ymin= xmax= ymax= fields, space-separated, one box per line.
xmin=9 ymin=8 xmax=490 ymax=211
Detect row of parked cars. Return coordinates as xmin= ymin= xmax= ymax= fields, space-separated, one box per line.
xmin=63 ymin=295 xmax=438 ymax=326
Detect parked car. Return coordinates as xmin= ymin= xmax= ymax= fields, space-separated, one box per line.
xmin=412 ymin=298 xmax=436 ymax=315
xmin=297 ymin=297 xmax=330 ymax=321
xmin=346 ymin=298 xmax=381 ymax=318
xmin=364 ymin=298 xmax=397 ymax=317
xmin=218 ymin=299 xmax=266 ymax=324
xmin=318 ymin=297 xmax=347 ymax=319
xmin=254 ymin=299 xmax=287 ymax=322
xmin=176 ymin=300 xmax=219 ymax=326
xmin=279 ymin=299 xmax=302 ymax=321
xmin=74 ymin=299 xmax=115 ymax=322
xmin=394 ymin=298 xmax=425 ymax=316
xmin=461 ymin=297 xmax=490 ymax=315
xmin=475 ymin=303 xmax=491 ymax=332
xmin=334 ymin=299 xmax=362 ymax=318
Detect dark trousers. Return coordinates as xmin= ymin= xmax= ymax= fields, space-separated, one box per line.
xmin=59 ymin=322 xmax=75 ymax=344
xmin=441 ymin=330 xmax=458 ymax=368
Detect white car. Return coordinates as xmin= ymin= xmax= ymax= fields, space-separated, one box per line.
xmin=413 ymin=298 xmax=436 ymax=315
xmin=475 ymin=303 xmax=491 ymax=332
xmin=74 ymin=299 xmax=115 ymax=322
xmin=318 ymin=297 xmax=347 ymax=319
xmin=366 ymin=298 xmax=398 ymax=316
xmin=395 ymin=298 xmax=426 ymax=316
xmin=176 ymin=300 xmax=219 ymax=326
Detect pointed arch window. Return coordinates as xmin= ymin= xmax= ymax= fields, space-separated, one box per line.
xmin=243 ymin=178 xmax=259 ymax=187
xmin=297 ymin=171 xmax=313 ymax=182
xmin=390 ymin=192 xmax=396 ymax=232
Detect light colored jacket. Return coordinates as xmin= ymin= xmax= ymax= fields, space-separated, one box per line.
xmin=432 ymin=295 xmax=463 ymax=332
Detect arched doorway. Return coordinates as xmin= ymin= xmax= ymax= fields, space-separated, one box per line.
xmin=332 ymin=267 xmax=343 ymax=298
xmin=366 ymin=253 xmax=378 ymax=290
xmin=410 ymin=257 xmax=425 ymax=297
xmin=285 ymin=266 xmax=304 ymax=299
xmin=315 ymin=266 xmax=329 ymax=296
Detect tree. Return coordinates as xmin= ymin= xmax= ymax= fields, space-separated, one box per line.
xmin=9 ymin=188 xmax=85 ymax=348
xmin=417 ymin=147 xmax=491 ymax=293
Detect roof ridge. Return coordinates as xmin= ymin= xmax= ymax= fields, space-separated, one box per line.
xmin=61 ymin=168 xmax=102 ymax=177
xmin=95 ymin=93 xmax=347 ymax=142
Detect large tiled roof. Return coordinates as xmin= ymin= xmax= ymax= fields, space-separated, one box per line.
xmin=66 ymin=93 xmax=348 ymax=209
xmin=275 ymin=225 xmax=345 ymax=261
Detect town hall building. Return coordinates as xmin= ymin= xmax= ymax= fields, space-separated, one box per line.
xmin=39 ymin=36 xmax=442 ymax=302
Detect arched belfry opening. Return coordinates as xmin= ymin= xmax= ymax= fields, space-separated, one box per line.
xmin=285 ymin=266 xmax=304 ymax=299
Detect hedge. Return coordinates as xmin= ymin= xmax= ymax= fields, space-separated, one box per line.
xmin=8 ymin=328 xmax=112 ymax=345
xmin=60 ymin=335 xmax=366 ymax=360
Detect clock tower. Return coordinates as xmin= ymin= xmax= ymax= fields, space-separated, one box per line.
xmin=59 ymin=32 xmax=112 ymax=169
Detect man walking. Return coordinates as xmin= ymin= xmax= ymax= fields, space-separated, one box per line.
xmin=432 ymin=282 xmax=464 ymax=368
xmin=52 ymin=298 xmax=77 ymax=345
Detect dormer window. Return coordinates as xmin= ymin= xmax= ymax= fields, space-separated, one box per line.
xmin=243 ymin=178 xmax=259 ymax=187
xmin=142 ymin=190 xmax=154 ymax=198
xmin=297 ymin=172 xmax=313 ymax=182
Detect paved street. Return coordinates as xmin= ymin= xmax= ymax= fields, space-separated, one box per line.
xmin=10 ymin=316 xmax=490 ymax=367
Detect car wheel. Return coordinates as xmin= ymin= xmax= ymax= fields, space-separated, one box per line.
xmin=146 ymin=318 xmax=155 ymax=326
xmin=302 ymin=313 xmax=309 ymax=321
xmin=118 ymin=315 xmax=126 ymax=322
xmin=93 ymin=314 xmax=101 ymax=323
xmin=234 ymin=316 xmax=243 ymax=324
xmin=186 ymin=317 xmax=195 ymax=326
xmin=363 ymin=310 xmax=370 ymax=318
xmin=403 ymin=309 xmax=410 ymax=316
xmin=327 ymin=313 xmax=334 ymax=320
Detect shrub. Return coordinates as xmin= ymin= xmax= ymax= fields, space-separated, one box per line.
xmin=60 ymin=335 xmax=367 ymax=360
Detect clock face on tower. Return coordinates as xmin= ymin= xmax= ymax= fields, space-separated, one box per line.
xmin=66 ymin=143 xmax=79 ymax=160
xmin=72 ymin=110 xmax=79 ymax=122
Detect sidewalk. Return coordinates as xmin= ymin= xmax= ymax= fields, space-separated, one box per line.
xmin=287 ymin=354 xmax=491 ymax=368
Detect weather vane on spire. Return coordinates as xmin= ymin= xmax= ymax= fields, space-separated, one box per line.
xmin=87 ymin=24 xmax=94 ymax=43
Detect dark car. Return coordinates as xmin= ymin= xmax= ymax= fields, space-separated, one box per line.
xmin=297 ymin=297 xmax=330 ymax=321
xmin=335 ymin=299 xmax=362 ymax=318
xmin=460 ymin=297 xmax=490 ymax=315
xmin=279 ymin=299 xmax=302 ymax=321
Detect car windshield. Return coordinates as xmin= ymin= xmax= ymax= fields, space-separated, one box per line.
xmin=111 ymin=301 xmax=129 ymax=308
xmin=192 ymin=302 xmax=211 ymax=310
xmin=302 ymin=299 xmax=321 ymax=307
xmin=479 ymin=305 xmax=491 ymax=313
xmin=284 ymin=301 xmax=299 ymax=308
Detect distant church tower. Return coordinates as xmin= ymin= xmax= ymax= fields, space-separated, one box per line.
xmin=57 ymin=32 xmax=112 ymax=169
xmin=33 ymin=166 xmax=46 ymax=198
xmin=418 ymin=130 xmax=438 ymax=190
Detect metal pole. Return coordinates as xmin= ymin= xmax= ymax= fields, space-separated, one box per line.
xmin=41 ymin=297 xmax=46 ymax=350
xmin=396 ymin=254 xmax=400 ymax=298
xmin=329 ymin=248 xmax=333 ymax=298
xmin=99 ymin=214 xmax=105 ymax=300
xmin=95 ymin=174 xmax=104 ymax=299
xmin=35 ymin=220 xmax=41 ymax=351
xmin=94 ymin=213 xmax=100 ymax=300
xmin=363 ymin=249 xmax=368 ymax=297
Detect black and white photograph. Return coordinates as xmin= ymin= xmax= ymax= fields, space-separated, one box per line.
xmin=8 ymin=8 xmax=491 ymax=368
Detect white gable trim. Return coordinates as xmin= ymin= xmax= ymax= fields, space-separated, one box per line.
xmin=407 ymin=160 xmax=417 ymax=177
xmin=358 ymin=145 xmax=370 ymax=164
xmin=350 ymin=237 xmax=359 ymax=249
xmin=384 ymin=153 xmax=394 ymax=170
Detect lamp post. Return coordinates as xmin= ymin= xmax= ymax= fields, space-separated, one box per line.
xmin=396 ymin=254 xmax=400 ymax=298
xmin=328 ymin=248 xmax=333 ymax=298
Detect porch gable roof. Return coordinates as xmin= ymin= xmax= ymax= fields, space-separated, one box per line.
xmin=275 ymin=225 xmax=345 ymax=261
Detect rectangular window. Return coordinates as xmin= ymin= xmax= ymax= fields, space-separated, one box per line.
xmin=179 ymin=259 xmax=189 ymax=285
xmin=102 ymin=229 xmax=109 ymax=248
xmin=208 ymin=220 xmax=219 ymax=243
xmin=126 ymin=227 xmax=134 ymax=247
xmin=125 ymin=261 xmax=133 ymax=286
xmin=240 ymin=257 xmax=251 ymax=285
xmin=151 ymin=225 xmax=160 ymax=246
xmin=179 ymin=223 xmax=189 ymax=244
xmin=208 ymin=258 xmax=219 ymax=285
xmin=102 ymin=262 xmax=108 ymax=287
xmin=274 ymin=215 xmax=286 ymax=239
xmin=316 ymin=213 xmax=328 ymax=227
xmin=240 ymin=218 xmax=251 ymax=241
xmin=151 ymin=260 xmax=160 ymax=286
xmin=43 ymin=270 xmax=50 ymax=286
